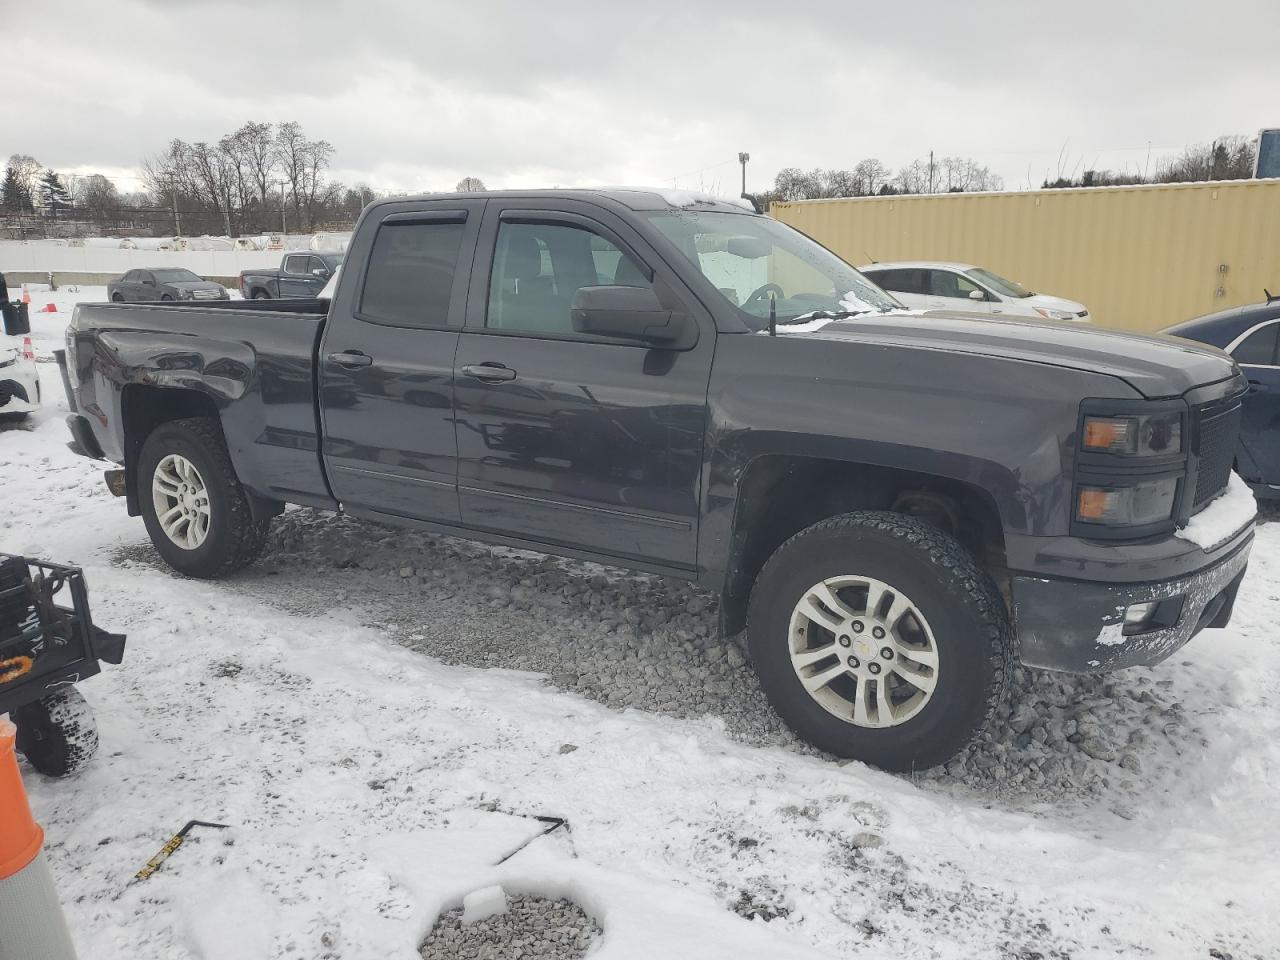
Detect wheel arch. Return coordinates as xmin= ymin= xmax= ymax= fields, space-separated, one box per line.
xmin=717 ymin=453 xmax=1009 ymax=636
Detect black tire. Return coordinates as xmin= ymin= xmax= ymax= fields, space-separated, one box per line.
xmin=161 ymin=294 xmax=174 ymax=302
xmin=111 ymin=292 xmax=124 ymax=302
xmin=14 ymin=688 xmax=99 ymax=777
xmin=746 ymin=511 xmax=1011 ymax=772
xmin=253 ymin=291 xmax=269 ymax=300
xmin=137 ymin=417 xmax=271 ymax=578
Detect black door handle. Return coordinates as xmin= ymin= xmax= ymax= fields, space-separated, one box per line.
xmin=1248 ymin=379 xmax=1269 ymax=394
xmin=461 ymin=363 xmax=517 ymax=382
xmin=327 ymin=350 xmax=373 ymax=368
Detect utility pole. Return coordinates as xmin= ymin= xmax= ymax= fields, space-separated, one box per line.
xmin=274 ymin=179 xmax=288 ymax=235
xmin=738 ymin=152 xmax=750 ymax=195
xmin=166 ymin=175 xmax=182 ymax=236
xmin=928 ymin=150 xmax=935 ymax=194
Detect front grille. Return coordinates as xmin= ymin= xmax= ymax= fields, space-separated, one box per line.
xmin=191 ymin=289 xmax=221 ymax=300
xmin=1193 ymin=401 xmax=1241 ymax=509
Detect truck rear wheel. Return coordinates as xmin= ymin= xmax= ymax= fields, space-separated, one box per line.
xmin=137 ymin=417 xmax=271 ymax=578
xmin=746 ymin=511 xmax=1011 ymax=772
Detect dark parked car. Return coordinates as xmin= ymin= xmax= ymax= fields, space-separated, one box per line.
xmin=60 ymin=189 xmax=1253 ymax=772
xmin=108 ymin=268 xmax=229 ymax=303
xmin=239 ymin=252 xmax=343 ymax=300
xmin=1165 ymin=293 xmax=1280 ymax=499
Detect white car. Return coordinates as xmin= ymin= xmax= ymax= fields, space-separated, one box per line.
xmin=0 ymin=335 xmax=41 ymax=419
xmin=860 ymin=261 xmax=1090 ymax=322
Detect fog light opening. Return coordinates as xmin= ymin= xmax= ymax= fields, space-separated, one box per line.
xmin=1121 ymin=595 xmax=1185 ymax=636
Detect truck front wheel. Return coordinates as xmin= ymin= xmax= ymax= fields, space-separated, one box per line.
xmin=746 ymin=511 xmax=1011 ymax=772
xmin=137 ymin=417 xmax=271 ymax=578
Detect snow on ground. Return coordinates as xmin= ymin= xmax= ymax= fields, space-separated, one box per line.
xmin=3 ymin=288 xmax=1279 ymax=959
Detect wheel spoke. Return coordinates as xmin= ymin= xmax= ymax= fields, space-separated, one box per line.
xmin=871 ymin=675 xmax=894 ymax=724
xmin=891 ymin=662 xmax=936 ymax=694
xmin=791 ymin=642 xmax=840 ymax=670
xmin=800 ymin=659 xmax=848 ymax=693
xmin=894 ymin=644 xmax=938 ymax=671
xmin=852 ymin=677 xmax=874 ymax=725
xmin=799 ymin=581 xmax=857 ymax=631
xmin=159 ymin=504 xmax=184 ymax=529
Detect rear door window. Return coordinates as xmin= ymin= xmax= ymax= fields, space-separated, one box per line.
xmin=1232 ymin=324 xmax=1279 ymax=365
xmin=359 ymin=219 xmax=466 ymax=329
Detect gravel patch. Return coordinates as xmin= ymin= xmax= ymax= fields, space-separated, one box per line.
xmin=114 ymin=506 xmax=1229 ymax=810
xmin=420 ymin=894 xmax=600 ymax=960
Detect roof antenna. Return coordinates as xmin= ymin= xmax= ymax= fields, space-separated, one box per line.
xmin=864 ymin=251 xmax=876 ymax=264
xmin=1266 ymin=288 xmax=1277 ymax=304
xmin=768 ymin=293 xmax=777 ymax=337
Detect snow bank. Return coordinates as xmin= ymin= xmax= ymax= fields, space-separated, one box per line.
xmin=1176 ymin=472 xmax=1256 ymax=549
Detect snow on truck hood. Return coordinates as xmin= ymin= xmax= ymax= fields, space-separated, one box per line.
xmin=778 ymin=308 xmax=1239 ymax=398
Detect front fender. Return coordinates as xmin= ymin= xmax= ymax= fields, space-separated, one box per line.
xmin=697 ymin=331 xmax=1141 ymax=587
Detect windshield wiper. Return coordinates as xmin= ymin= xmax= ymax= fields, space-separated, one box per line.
xmin=778 ymin=308 xmax=869 ymax=325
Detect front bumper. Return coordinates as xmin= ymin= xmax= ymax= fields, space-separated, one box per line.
xmin=1011 ymin=531 xmax=1252 ymax=672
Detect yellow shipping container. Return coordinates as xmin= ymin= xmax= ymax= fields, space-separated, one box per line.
xmin=771 ymin=179 xmax=1280 ymax=334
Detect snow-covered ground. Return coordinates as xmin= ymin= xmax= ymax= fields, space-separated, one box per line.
xmin=3 ymin=286 xmax=1279 ymax=959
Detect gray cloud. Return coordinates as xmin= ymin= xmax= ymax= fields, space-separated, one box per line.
xmin=9 ymin=0 xmax=1280 ymax=194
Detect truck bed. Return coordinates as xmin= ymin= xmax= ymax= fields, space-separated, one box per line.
xmin=65 ymin=298 xmax=335 ymax=509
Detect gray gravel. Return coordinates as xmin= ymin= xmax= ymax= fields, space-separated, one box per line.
xmin=420 ymin=895 xmax=600 ymax=960
xmin=116 ymin=506 xmax=1225 ymax=807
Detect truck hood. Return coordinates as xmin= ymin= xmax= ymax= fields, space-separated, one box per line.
xmin=794 ymin=310 xmax=1237 ymax=399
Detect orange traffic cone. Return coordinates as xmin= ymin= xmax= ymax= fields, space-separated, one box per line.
xmin=40 ymin=303 xmax=57 ymax=313
xmin=0 ymin=719 xmax=78 ymax=960
xmin=21 ymin=284 xmax=30 ymax=305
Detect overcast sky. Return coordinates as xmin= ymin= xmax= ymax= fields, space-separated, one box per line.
xmin=7 ymin=0 xmax=1279 ymax=196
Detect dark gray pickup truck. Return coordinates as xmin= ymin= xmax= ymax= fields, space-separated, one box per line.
xmin=238 ymin=251 xmax=343 ymax=300
xmin=59 ymin=188 xmax=1254 ymax=771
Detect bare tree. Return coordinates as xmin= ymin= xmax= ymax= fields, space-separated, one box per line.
xmin=6 ymin=154 xmax=42 ymax=202
xmin=456 ymin=176 xmax=486 ymax=192
xmin=853 ymin=158 xmax=891 ymax=196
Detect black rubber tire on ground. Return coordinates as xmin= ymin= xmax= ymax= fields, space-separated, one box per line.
xmin=111 ymin=293 xmax=124 ymax=302
xmin=253 ymin=291 xmax=269 ymax=299
xmin=161 ymin=294 xmax=174 ymax=301
xmin=137 ymin=417 xmax=272 ymax=578
xmin=14 ymin=687 xmax=99 ymax=777
xmin=746 ymin=511 xmax=1012 ymax=772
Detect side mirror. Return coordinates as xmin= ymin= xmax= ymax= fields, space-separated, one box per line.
xmin=571 ymin=286 xmax=693 ymax=348
xmin=312 ymin=268 xmax=329 ymax=278
xmin=968 ymin=288 xmax=986 ymax=301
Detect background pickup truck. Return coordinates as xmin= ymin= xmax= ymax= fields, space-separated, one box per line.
xmin=239 ymin=251 xmax=343 ymax=299
xmin=61 ymin=188 xmax=1255 ymax=771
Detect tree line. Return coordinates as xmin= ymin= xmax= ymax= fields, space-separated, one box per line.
xmin=761 ymin=154 xmax=1003 ymax=204
xmin=0 ymin=129 xmax=1265 ymax=239
xmin=758 ymin=134 xmax=1260 ymax=204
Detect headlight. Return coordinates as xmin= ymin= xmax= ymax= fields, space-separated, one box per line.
xmin=1083 ymin=413 xmax=1181 ymax=456
xmin=1076 ymin=477 xmax=1178 ymax=526
xmin=178 ymin=289 xmax=193 ymax=300
xmin=1034 ymin=307 xmax=1077 ymax=321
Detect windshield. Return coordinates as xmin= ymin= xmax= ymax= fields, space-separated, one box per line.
xmin=151 ymin=269 xmax=203 ymax=283
xmin=965 ymin=267 xmax=1032 ymax=299
xmin=644 ymin=210 xmax=902 ymax=327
